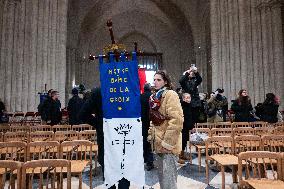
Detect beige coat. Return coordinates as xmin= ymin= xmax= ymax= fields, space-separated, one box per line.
xmin=148 ymin=90 xmax=184 ymax=155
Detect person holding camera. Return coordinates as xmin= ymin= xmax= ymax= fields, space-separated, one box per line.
xmin=179 ymin=65 xmax=202 ymax=125
xmin=206 ymin=89 xmax=228 ymax=123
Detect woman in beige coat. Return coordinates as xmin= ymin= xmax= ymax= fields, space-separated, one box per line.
xmin=148 ymin=70 xmax=184 ymax=189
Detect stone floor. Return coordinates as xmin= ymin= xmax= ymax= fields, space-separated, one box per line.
xmin=79 ymin=149 xmax=239 ymax=189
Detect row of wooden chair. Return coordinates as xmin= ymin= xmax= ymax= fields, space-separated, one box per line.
xmin=195 ymin=121 xmax=284 ymax=129
xmin=0 ymin=159 xmax=71 ymax=189
xmin=0 ymin=130 xmax=97 ymax=143
xmin=205 ymin=135 xmax=284 ymax=189
xmin=0 ymin=124 xmax=92 ymax=133
xmin=0 ymin=140 xmax=95 ymax=188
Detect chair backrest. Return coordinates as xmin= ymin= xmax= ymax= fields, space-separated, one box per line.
xmin=213 ymin=122 xmax=232 ymax=129
xmin=21 ymin=159 xmax=71 ymax=189
xmin=261 ymin=135 xmax=284 ymax=153
xmin=232 ymin=122 xmax=250 ymax=128
xmin=9 ymin=125 xmax=30 ymax=133
xmin=238 ymin=151 xmax=282 ymax=188
xmin=52 ymin=125 xmax=71 ymax=132
xmin=22 ymin=112 xmax=36 ymax=125
xmin=54 ymin=131 xmax=79 ymax=142
xmin=30 ymin=125 xmax=52 ymax=132
xmin=0 ymin=160 xmax=22 ymax=189
xmin=249 ymin=121 xmax=267 ymax=128
xmin=0 ymin=141 xmax=27 ymax=161
xmin=0 ymin=132 xmax=3 ymax=142
xmin=4 ymin=131 xmax=28 ymax=142
xmin=254 ymin=127 xmax=273 ymax=136
xmin=27 ymin=141 xmax=60 ymax=161
xmin=72 ymin=124 xmax=92 ymax=132
xmin=29 ymin=131 xmax=54 ymax=142
xmin=233 ymin=127 xmax=254 ymax=136
xmin=195 ymin=122 xmax=215 ymax=129
xmin=0 ymin=123 xmax=10 ymax=133
xmin=10 ymin=112 xmax=25 ymax=125
xmin=79 ymin=130 xmax=97 ymax=144
xmin=273 ymin=126 xmax=284 ymax=135
xmin=234 ymin=135 xmax=261 ymax=155
xmin=211 ymin=128 xmax=232 ymax=137
xmin=206 ymin=136 xmax=234 ymax=157
xmin=60 ymin=140 xmax=92 ymax=161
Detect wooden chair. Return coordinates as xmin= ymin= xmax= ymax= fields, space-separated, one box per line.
xmin=29 ymin=131 xmax=54 ymax=142
xmin=213 ymin=122 xmax=232 ymax=129
xmin=9 ymin=125 xmax=30 ymax=133
xmin=249 ymin=121 xmax=267 ymax=128
xmin=261 ymin=135 xmax=284 ymax=153
xmin=274 ymin=126 xmax=284 ymax=135
xmin=234 ymin=135 xmax=262 ymax=155
xmin=0 ymin=123 xmax=10 ymax=133
xmin=9 ymin=112 xmax=25 ymax=125
xmin=190 ymin=128 xmax=211 ymax=171
xmin=232 ymin=122 xmax=250 ymax=128
xmin=27 ymin=141 xmax=60 ymax=161
xmin=0 ymin=132 xmax=3 ymax=142
xmin=195 ymin=122 xmax=215 ymax=129
xmin=4 ymin=131 xmax=28 ymax=142
xmin=21 ymin=159 xmax=71 ymax=189
xmin=79 ymin=130 xmax=98 ymax=174
xmin=22 ymin=112 xmax=36 ymax=126
xmin=54 ymin=130 xmax=79 ymax=142
xmin=72 ymin=124 xmax=92 ymax=132
xmin=238 ymin=151 xmax=284 ymax=189
xmin=0 ymin=160 xmax=22 ymax=189
xmin=211 ymin=128 xmax=232 ymax=137
xmin=254 ymin=127 xmax=273 ymax=136
xmin=30 ymin=125 xmax=52 ymax=132
xmin=60 ymin=140 xmax=93 ymax=189
xmin=0 ymin=141 xmax=27 ymax=162
xmin=233 ymin=127 xmax=254 ymax=136
xmin=205 ymin=136 xmax=236 ymax=189
xmin=52 ymin=125 xmax=71 ymax=132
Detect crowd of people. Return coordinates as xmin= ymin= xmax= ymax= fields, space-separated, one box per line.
xmin=0 ymin=65 xmax=282 ymax=189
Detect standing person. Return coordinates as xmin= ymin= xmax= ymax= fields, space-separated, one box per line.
xmin=231 ymin=89 xmax=253 ymax=122
xmin=256 ymin=93 xmax=279 ymax=123
xmin=179 ymin=65 xmax=202 ymax=126
xmin=206 ymin=89 xmax=228 ymax=123
xmin=140 ymin=83 xmax=154 ymax=171
xmin=38 ymin=89 xmax=53 ymax=122
xmin=0 ymin=98 xmax=6 ymax=123
xmin=44 ymin=91 xmax=62 ymax=125
xmin=67 ymin=88 xmax=84 ymax=125
xmin=179 ymin=93 xmax=193 ymax=164
xmin=78 ymin=88 xmax=130 ymax=189
xmin=148 ymin=70 xmax=183 ymax=189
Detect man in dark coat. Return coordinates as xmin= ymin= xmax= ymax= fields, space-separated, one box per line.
xmin=43 ymin=91 xmax=62 ymax=125
xmin=140 ymin=83 xmax=154 ymax=171
xmin=67 ymin=88 xmax=84 ymax=125
xmin=78 ymin=87 xmax=130 ymax=189
xmin=179 ymin=66 xmax=202 ymax=125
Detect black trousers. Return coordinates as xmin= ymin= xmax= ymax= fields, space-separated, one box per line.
xmin=182 ymin=127 xmax=190 ymax=151
xmin=108 ymin=178 xmax=130 ymax=189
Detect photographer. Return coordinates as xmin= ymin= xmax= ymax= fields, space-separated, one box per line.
xmin=179 ymin=65 xmax=202 ymax=125
xmin=206 ymin=89 xmax=228 ymax=123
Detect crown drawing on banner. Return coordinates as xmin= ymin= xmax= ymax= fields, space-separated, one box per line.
xmin=103 ymin=43 xmax=126 ymax=54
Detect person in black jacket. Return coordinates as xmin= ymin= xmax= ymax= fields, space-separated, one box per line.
xmin=43 ymin=91 xmax=62 ymax=125
xmin=231 ymin=89 xmax=253 ymax=122
xmin=140 ymin=83 xmax=154 ymax=171
xmin=67 ymin=88 xmax=84 ymax=125
xmin=0 ymin=98 xmax=6 ymax=123
xmin=179 ymin=65 xmax=202 ymax=125
xmin=78 ymin=87 xmax=130 ymax=189
xmin=256 ymin=93 xmax=279 ymax=123
xmin=179 ymin=93 xmax=193 ymax=163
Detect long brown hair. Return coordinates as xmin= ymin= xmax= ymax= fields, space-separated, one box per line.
xmin=154 ymin=70 xmax=174 ymax=90
xmin=237 ymin=89 xmax=251 ymax=105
